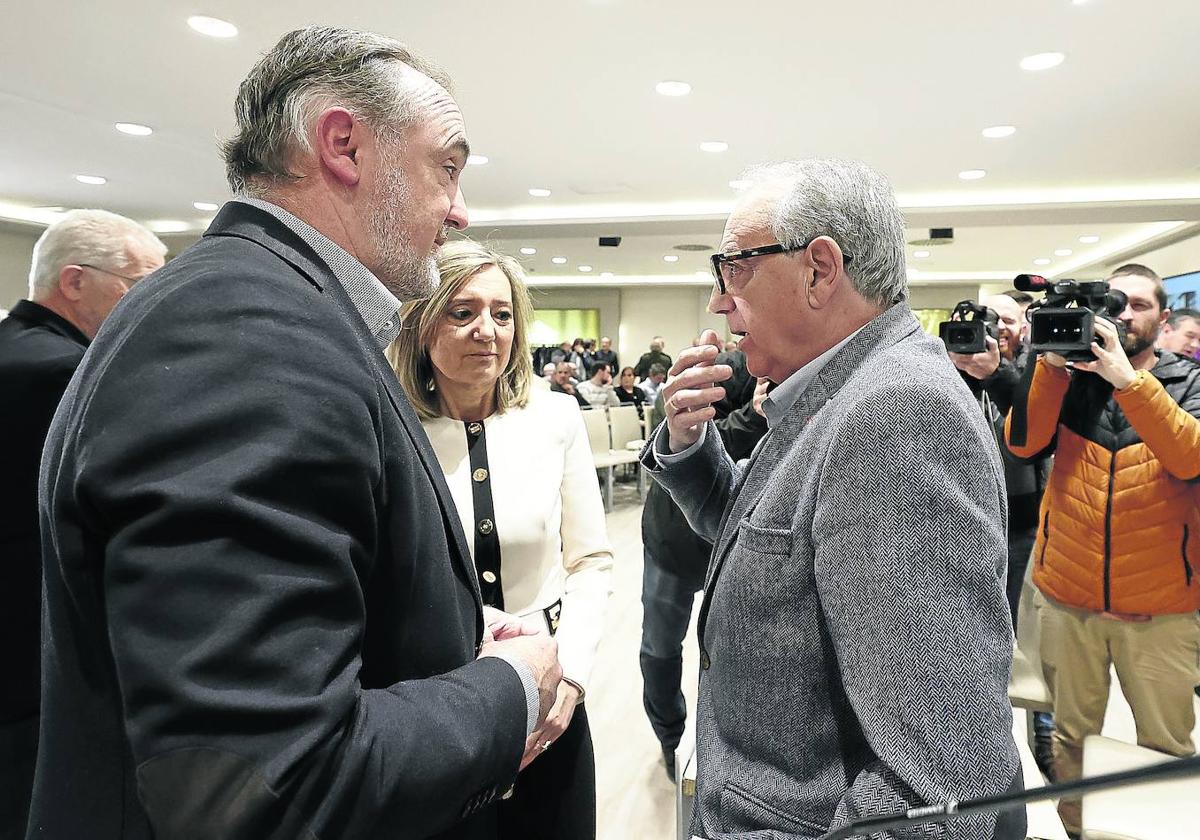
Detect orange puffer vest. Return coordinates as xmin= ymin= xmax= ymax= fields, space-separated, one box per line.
xmin=1006 ymin=353 xmax=1200 ymax=615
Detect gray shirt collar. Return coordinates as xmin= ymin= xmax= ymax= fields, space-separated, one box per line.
xmin=761 ymin=325 xmax=865 ymax=428
xmin=235 ymin=197 xmax=402 ymax=348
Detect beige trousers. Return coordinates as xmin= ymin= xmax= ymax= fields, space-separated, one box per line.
xmin=1038 ymin=591 xmax=1200 ymax=835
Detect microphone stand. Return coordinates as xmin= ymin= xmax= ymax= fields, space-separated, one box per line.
xmin=823 ymin=754 xmax=1200 ymax=840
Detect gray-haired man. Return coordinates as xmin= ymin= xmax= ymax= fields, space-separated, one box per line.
xmin=643 ymin=159 xmax=1024 ymax=838
xmin=0 ymin=209 xmax=164 ymax=840
xmin=30 ymin=27 xmax=558 ymax=840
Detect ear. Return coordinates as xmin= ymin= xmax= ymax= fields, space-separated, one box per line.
xmin=804 ymin=236 xmax=845 ymax=309
xmin=57 ymin=265 xmax=85 ymax=301
xmin=313 ymin=107 xmax=363 ymax=188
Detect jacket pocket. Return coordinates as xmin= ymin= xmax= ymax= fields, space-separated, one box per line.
xmin=1184 ymin=524 xmax=1193 ymax=586
xmin=736 ymin=520 xmax=793 ymax=556
xmin=719 ymin=782 xmax=828 ymax=836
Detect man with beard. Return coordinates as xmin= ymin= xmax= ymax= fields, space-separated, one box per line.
xmin=1006 ymin=263 xmax=1200 ymax=837
xmin=28 ymin=27 xmax=560 ymax=840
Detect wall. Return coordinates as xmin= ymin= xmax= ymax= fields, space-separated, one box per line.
xmin=1118 ymin=230 xmax=1200 ymax=279
xmin=618 ymin=285 xmax=723 ymax=364
xmin=0 ymin=224 xmax=39 ymax=309
xmin=526 ymin=286 xmax=621 ymax=354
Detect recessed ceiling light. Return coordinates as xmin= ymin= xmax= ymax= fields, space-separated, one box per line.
xmin=1054 ymin=248 xmax=1073 ymax=257
xmin=115 ymin=122 xmax=153 ymax=136
xmin=528 ymin=188 xmax=551 ymax=198
xmin=913 ymin=250 xmax=931 ymax=259
xmin=148 ymin=220 xmax=190 ymax=233
xmin=663 ymin=255 xmax=679 ymax=263
xmin=193 ymin=201 xmax=219 ymax=212
xmin=466 ymin=154 xmax=489 ymax=166
xmin=729 ymin=179 xmax=751 ymax=191
xmin=187 ymin=15 xmax=238 ymax=38
xmin=578 ymin=265 xmax=593 ymax=272
xmin=551 ymin=256 xmax=567 ymax=265
xmin=600 ymin=272 xmax=614 ymax=279
xmin=655 ymin=80 xmax=691 ymax=97
xmin=1033 ymin=258 xmax=1052 ymax=266
xmin=75 ymin=174 xmax=107 ymax=185
xmin=1020 ymin=52 xmax=1065 ymax=71
xmin=959 ymin=169 xmax=988 ymax=180
xmin=1079 ymin=234 xmax=1101 ymax=244
xmin=699 ymin=141 xmax=729 ymax=153
xmin=519 ymin=247 xmax=537 ymax=255
xmin=981 ymin=125 xmax=1016 ymax=139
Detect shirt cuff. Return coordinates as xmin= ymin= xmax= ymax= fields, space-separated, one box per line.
xmin=654 ymin=423 xmax=707 ymax=466
xmin=486 ymin=653 xmax=539 ymax=736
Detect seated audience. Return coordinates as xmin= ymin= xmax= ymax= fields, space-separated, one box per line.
xmin=614 ymin=365 xmax=646 ymax=416
xmin=391 ymin=239 xmax=613 ymax=839
xmin=638 ymin=363 xmax=667 ymax=403
xmin=576 ymin=361 xmax=621 ymax=409
xmin=551 ymin=361 xmax=588 ymax=408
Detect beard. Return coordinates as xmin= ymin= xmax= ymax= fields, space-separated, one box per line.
xmin=368 ymin=148 xmax=441 ymax=301
xmin=1120 ymin=321 xmax=1157 ymax=357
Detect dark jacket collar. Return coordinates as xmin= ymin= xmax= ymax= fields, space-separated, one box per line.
xmin=1151 ymin=350 xmax=1199 ymax=382
xmin=6 ymin=299 xmax=90 ymax=348
xmin=203 ymin=201 xmax=331 ymax=293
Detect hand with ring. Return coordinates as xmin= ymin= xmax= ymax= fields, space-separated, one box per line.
xmin=519 ymin=681 xmax=580 ymax=770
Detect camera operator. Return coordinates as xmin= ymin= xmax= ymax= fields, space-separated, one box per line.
xmin=948 ymin=294 xmax=1051 ymax=629
xmin=1004 ymin=264 xmax=1200 ymax=838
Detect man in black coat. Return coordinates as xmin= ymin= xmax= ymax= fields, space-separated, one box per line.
xmin=638 ymin=349 xmax=767 ymax=779
xmin=0 ymin=209 xmax=165 ymax=840
xmin=29 ymin=27 xmax=559 ymax=840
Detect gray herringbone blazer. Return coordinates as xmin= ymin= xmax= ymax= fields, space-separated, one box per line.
xmin=643 ymin=303 xmax=1024 ymax=839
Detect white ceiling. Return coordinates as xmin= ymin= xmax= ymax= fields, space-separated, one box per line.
xmin=3 ymin=0 xmax=1200 ymax=282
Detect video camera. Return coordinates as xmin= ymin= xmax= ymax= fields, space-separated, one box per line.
xmin=939 ymin=300 xmax=998 ymax=354
xmin=1014 ymin=274 xmax=1128 ymax=362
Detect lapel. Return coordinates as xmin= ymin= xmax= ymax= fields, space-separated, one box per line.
xmin=204 ymin=205 xmax=483 ymax=614
xmin=698 ymin=302 xmax=923 ymax=641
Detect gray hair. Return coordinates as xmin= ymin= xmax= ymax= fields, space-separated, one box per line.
xmin=29 ymin=209 xmax=165 ymax=299
xmin=738 ymin=159 xmax=907 ymax=308
xmin=222 ymin=26 xmax=452 ymax=195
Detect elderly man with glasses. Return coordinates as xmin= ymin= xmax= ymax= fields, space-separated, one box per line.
xmin=0 ymin=209 xmax=165 ymax=838
xmin=642 ymin=159 xmax=1024 ymax=839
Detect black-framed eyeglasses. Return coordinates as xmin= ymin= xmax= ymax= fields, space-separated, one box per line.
xmin=709 ymin=239 xmax=853 ymax=295
xmin=78 ymin=263 xmax=139 ymax=287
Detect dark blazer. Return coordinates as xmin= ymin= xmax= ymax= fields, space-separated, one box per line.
xmin=0 ymin=301 xmax=88 ymax=727
xmin=644 ymin=303 xmax=1023 ymax=839
xmin=29 ymin=203 xmax=527 ymax=840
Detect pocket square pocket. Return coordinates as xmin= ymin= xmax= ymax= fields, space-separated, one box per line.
xmin=735 ymin=520 xmax=793 ymax=556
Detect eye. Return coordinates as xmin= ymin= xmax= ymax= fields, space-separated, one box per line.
xmin=449 ymin=308 xmax=472 ymax=320
xmin=443 ymin=164 xmax=460 ymax=180
xmin=494 ymin=310 xmax=513 ymax=323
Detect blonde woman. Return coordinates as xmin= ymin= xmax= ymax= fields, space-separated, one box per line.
xmin=390 ymin=240 xmax=612 ymax=839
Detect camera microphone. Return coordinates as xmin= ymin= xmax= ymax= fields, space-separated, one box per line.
xmin=1013 ymin=274 xmax=1050 ymax=292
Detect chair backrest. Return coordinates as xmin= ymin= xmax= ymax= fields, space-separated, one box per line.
xmin=608 ymin=405 xmax=644 ymax=450
xmin=581 ymin=407 xmax=611 ymax=456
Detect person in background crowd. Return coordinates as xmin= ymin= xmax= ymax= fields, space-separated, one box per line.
xmin=28 ymin=27 xmax=560 ymax=840
xmin=639 ymin=348 xmax=766 ymax=782
xmin=1158 ymin=306 xmax=1200 ymax=358
xmin=594 ymin=336 xmax=618 ymax=371
xmin=1006 ymin=263 xmax=1200 ymax=837
xmin=614 ymin=365 xmax=646 ymax=416
xmin=644 ymin=158 xmax=1022 ymax=839
xmin=723 ymin=339 xmax=739 ymax=352
xmin=576 ymin=361 xmax=620 ymax=409
xmin=568 ymin=337 xmax=591 ymax=376
xmin=391 ymin=240 xmax=613 ymax=839
xmin=634 ymin=336 xmax=672 ymax=380
xmin=550 ymin=340 xmax=572 ymax=364
xmin=551 ymin=361 xmax=588 ymax=408
xmin=542 ymin=362 xmax=556 ymax=379
xmin=638 ymin=363 xmax=668 ymax=404
xmin=0 ymin=209 xmax=165 ymax=840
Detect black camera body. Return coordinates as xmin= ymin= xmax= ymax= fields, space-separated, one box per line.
xmin=1014 ymin=274 xmax=1128 ymax=362
xmin=939 ymin=300 xmax=998 ymax=354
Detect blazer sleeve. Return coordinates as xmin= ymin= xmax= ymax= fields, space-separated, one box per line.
xmin=71 ymin=276 xmax=526 ymax=839
xmin=1005 ymin=356 xmax=1070 ymax=458
xmin=814 ymin=380 xmax=1021 ymax=840
xmin=553 ymin=405 xmax=615 ymax=694
xmin=639 ymin=419 xmax=739 ymax=544
xmin=1115 ymin=369 xmax=1200 ymax=481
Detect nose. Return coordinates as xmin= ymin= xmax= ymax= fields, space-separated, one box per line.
xmin=446 ymin=185 xmax=468 ymax=231
xmin=474 ymin=312 xmax=495 ymax=341
xmin=708 ymin=285 xmax=731 ymax=316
